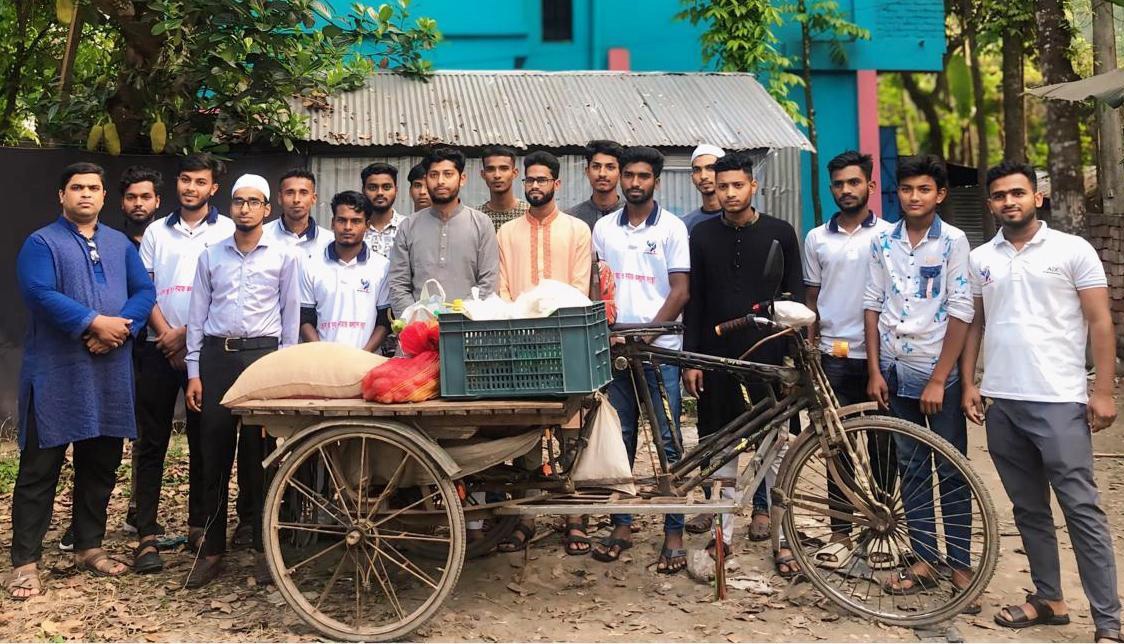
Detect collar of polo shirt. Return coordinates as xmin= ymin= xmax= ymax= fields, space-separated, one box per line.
xmin=326 ymin=241 xmax=370 ymax=264
xmin=994 ymin=220 xmax=1049 ymax=249
xmin=166 ymin=205 xmax=220 ymax=227
xmin=617 ymin=201 xmax=661 ymax=227
xmin=279 ymin=217 xmax=319 ymax=240
xmin=827 ymin=211 xmax=878 ymax=233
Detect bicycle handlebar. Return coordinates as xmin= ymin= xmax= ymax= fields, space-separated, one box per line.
xmin=714 ymin=315 xmax=778 ymax=336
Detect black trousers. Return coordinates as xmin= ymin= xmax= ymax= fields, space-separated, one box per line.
xmin=132 ymin=341 xmax=204 ymax=537
xmin=11 ymin=398 xmax=123 ymax=567
xmin=198 ymin=344 xmax=275 ymax=557
xmin=820 ymin=355 xmax=897 ymax=535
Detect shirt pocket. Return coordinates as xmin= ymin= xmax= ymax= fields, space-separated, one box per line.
xmin=916 ymin=264 xmax=943 ymax=299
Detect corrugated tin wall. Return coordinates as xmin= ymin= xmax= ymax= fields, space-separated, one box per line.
xmin=309 ymin=148 xmax=802 ymax=231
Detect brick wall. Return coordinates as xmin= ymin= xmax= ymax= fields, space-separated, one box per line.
xmin=1087 ymin=213 xmax=1124 ymax=357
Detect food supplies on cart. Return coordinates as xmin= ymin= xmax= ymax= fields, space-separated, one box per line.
xmin=362 ymin=319 xmax=442 ymax=403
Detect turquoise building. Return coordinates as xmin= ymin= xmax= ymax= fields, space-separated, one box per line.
xmin=332 ymin=0 xmax=946 ymax=231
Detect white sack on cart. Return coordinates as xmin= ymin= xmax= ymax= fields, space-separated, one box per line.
xmin=569 ymin=393 xmax=637 ymax=495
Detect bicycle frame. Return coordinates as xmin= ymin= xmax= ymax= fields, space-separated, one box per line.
xmin=614 ymin=326 xmax=891 ymax=526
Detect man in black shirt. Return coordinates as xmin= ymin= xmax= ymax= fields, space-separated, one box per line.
xmin=682 ymin=151 xmax=804 ymax=575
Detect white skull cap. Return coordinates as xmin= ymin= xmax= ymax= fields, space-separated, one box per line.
xmin=691 ymin=144 xmax=726 ymax=162
xmin=231 ymin=173 xmax=270 ymax=200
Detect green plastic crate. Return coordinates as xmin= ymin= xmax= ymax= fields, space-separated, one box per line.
xmin=438 ymin=303 xmax=611 ymax=399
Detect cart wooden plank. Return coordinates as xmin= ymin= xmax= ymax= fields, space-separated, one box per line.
xmin=229 ymin=397 xmax=584 ymax=424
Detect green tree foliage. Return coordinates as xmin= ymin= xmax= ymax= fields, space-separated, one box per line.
xmin=676 ymin=0 xmax=804 ymax=119
xmin=0 ymin=0 xmax=440 ymax=153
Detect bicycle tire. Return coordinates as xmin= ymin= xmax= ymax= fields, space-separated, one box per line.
xmin=777 ymin=414 xmax=999 ymax=627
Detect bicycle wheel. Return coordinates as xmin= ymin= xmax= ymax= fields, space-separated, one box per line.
xmin=777 ymin=415 xmax=998 ymax=627
xmin=264 ymin=425 xmax=466 ymax=642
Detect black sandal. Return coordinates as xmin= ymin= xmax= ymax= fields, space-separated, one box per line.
xmin=656 ymin=547 xmax=687 ymax=575
xmin=748 ymin=508 xmax=771 ymax=542
xmin=882 ymin=567 xmax=940 ymax=595
xmin=774 ymin=546 xmax=800 ymax=579
xmin=561 ymin=523 xmax=591 ymax=556
xmin=133 ymin=538 xmax=164 ymax=574
xmin=1096 ymin=629 xmax=1124 ymax=642
xmin=994 ymin=593 xmax=1071 ymax=629
xmin=496 ymin=522 xmax=535 ymax=553
xmin=591 ymin=537 xmax=633 ymax=563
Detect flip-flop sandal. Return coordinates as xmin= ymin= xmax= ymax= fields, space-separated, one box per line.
xmin=133 ymin=539 xmax=164 ymax=574
xmin=656 ymin=547 xmax=688 ymax=575
xmin=497 ymin=523 xmax=536 ymax=553
xmin=561 ymin=523 xmax=592 ymax=556
xmin=748 ymin=508 xmax=771 ymax=542
xmin=77 ymin=550 xmax=126 ymax=578
xmin=994 ymin=593 xmax=1071 ymax=628
xmin=685 ymin=514 xmax=713 ymax=534
xmin=6 ymin=569 xmax=41 ymax=601
xmin=1096 ymin=629 xmax=1124 ymax=642
xmin=705 ymin=539 xmax=732 ymax=560
xmin=882 ymin=568 xmax=940 ymax=596
xmin=773 ymin=549 xmax=800 ymax=579
xmin=866 ymin=540 xmax=896 ymax=570
xmin=591 ymin=537 xmax=633 ymax=563
xmin=813 ymin=541 xmax=855 ymax=570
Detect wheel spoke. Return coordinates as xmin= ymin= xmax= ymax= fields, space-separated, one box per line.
xmin=318 ymin=445 xmax=356 ymax=517
xmin=287 ymin=539 xmax=346 ymax=575
xmin=370 ymin=490 xmax=444 ymax=529
xmin=314 ymin=547 xmax=352 ymax=611
xmin=366 ymin=455 xmax=411 ymax=523
xmin=276 ymin=521 xmax=350 ymax=536
xmin=288 ymin=476 xmax=351 ymax=527
xmin=361 ymin=542 xmax=407 ymax=621
xmin=369 ymin=539 xmax=440 ymax=589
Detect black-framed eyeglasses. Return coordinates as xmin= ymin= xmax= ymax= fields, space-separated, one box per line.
xmin=232 ymin=197 xmax=267 ymax=210
xmin=84 ymin=236 xmax=100 ymax=264
xmin=522 ymin=177 xmax=554 ymax=186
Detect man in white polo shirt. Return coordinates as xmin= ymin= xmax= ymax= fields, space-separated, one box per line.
xmin=300 ymin=191 xmax=391 ymax=350
xmin=961 ymin=161 xmax=1119 ymax=640
xmin=134 ymin=153 xmax=234 ymax=564
xmin=261 ymin=168 xmax=330 ymax=263
xmin=803 ymin=150 xmax=895 ymax=563
xmin=591 ymin=146 xmax=690 ymax=574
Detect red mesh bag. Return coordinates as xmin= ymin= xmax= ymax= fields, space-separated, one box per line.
xmin=361 ymin=351 xmax=440 ymax=403
xmin=596 ymin=260 xmax=617 ymax=325
xmin=398 ymin=319 xmax=440 ymax=357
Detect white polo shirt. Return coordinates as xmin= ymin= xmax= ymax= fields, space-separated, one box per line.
xmin=261 ymin=217 xmax=331 ymax=264
xmin=970 ymin=222 xmax=1106 ymax=403
xmin=301 ymin=242 xmax=391 ymax=348
xmin=593 ymin=203 xmax=689 ymax=350
xmin=139 ymin=207 xmax=236 ymax=335
xmin=804 ymin=213 xmax=893 ymax=359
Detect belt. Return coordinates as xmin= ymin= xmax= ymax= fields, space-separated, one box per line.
xmin=203 ymin=335 xmax=280 ymax=352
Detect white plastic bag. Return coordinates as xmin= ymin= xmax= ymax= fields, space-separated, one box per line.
xmin=570 ymin=394 xmax=636 ymax=495
xmin=773 ymin=300 xmax=817 ymax=329
xmin=462 ymin=287 xmax=514 ymax=321
xmin=398 ymin=278 xmax=446 ymax=324
xmin=511 ymin=279 xmax=592 ymax=319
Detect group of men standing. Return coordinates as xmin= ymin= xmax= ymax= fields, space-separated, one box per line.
xmin=7 ymin=141 xmax=1123 ymax=641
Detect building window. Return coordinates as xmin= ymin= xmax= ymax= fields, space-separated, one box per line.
xmin=542 ymin=0 xmax=573 ymax=42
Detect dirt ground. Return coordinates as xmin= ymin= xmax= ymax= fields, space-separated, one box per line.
xmin=2 ymin=402 xmax=1124 ymax=643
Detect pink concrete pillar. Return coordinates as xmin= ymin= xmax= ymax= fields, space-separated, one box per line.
xmin=856 ymin=70 xmax=881 ymax=201
xmin=607 ymin=48 xmax=630 ymax=71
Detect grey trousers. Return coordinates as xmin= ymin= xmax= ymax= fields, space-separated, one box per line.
xmin=986 ymin=397 xmax=1121 ymax=631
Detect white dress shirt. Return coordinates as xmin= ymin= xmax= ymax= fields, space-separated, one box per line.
xmin=185 ymin=235 xmax=301 ymax=378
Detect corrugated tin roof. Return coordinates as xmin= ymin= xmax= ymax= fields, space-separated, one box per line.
xmin=298 ymin=70 xmax=813 ymax=151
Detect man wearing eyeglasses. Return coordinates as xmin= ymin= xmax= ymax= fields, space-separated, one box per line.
xmin=182 ymin=174 xmax=300 ymax=589
xmin=9 ymin=163 xmax=155 ymax=599
xmin=133 ymin=154 xmax=234 ymax=573
xmin=494 ymin=151 xmax=592 ymax=555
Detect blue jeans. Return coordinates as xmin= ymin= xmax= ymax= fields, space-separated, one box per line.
xmin=607 ymin=363 xmax=684 ymax=533
xmin=883 ymin=360 xmax=971 ymax=569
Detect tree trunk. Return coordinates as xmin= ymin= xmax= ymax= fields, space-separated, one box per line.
xmin=901 ymin=72 xmax=944 ymax=156
xmin=91 ymin=0 xmax=164 ymax=150
xmin=1093 ymin=0 xmax=1123 ymax=215
xmin=1035 ymin=0 xmax=1086 ymax=233
xmin=962 ymin=0 xmax=995 ymax=236
xmin=799 ymin=0 xmax=823 ymax=227
xmin=1001 ymin=35 xmax=1026 ymax=163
